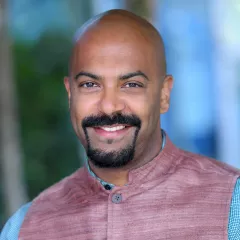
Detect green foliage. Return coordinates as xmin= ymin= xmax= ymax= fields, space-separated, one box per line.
xmin=14 ymin=33 xmax=83 ymax=199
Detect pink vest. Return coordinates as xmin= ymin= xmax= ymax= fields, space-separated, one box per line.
xmin=19 ymin=134 xmax=240 ymax=240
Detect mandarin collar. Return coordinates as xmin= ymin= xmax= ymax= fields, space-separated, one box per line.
xmin=84 ymin=129 xmax=174 ymax=191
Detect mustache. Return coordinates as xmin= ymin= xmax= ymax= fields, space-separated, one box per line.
xmin=82 ymin=113 xmax=141 ymax=129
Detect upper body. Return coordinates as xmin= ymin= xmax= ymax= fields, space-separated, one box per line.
xmin=1 ymin=9 xmax=239 ymax=240
xmin=1 ymin=132 xmax=240 ymax=239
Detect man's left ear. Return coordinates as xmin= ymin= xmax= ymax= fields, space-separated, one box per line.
xmin=160 ymin=75 xmax=174 ymax=114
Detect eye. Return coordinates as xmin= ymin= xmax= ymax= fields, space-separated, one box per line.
xmin=124 ymin=82 xmax=143 ymax=88
xmin=79 ymin=82 xmax=99 ymax=88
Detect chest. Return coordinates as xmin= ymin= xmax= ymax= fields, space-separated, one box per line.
xmin=20 ymin=184 xmax=230 ymax=240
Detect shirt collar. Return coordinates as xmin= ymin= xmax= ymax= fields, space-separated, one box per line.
xmin=86 ymin=129 xmax=166 ymax=190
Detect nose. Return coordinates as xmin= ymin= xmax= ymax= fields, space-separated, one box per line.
xmin=98 ymin=88 xmax=125 ymax=115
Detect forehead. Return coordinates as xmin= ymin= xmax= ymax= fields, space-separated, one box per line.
xmin=71 ymin=25 xmax=159 ymax=75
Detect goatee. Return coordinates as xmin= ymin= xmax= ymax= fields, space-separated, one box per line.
xmin=82 ymin=113 xmax=141 ymax=168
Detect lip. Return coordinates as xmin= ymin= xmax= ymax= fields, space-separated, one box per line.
xmin=92 ymin=125 xmax=132 ymax=138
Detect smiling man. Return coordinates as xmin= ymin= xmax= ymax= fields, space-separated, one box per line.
xmin=1 ymin=9 xmax=240 ymax=240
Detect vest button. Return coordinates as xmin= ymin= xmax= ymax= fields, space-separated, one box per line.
xmin=112 ymin=193 xmax=122 ymax=204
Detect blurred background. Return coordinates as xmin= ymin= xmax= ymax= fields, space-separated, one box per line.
xmin=1 ymin=0 xmax=240 ymax=228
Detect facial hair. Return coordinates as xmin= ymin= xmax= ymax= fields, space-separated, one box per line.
xmin=82 ymin=113 xmax=141 ymax=168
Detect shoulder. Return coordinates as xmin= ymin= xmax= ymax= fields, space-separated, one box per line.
xmin=0 ymin=202 xmax=31 ymax=240
xmin=36 ymin=167 xmax=86 ymax=203
xmin=229 ymin=178 xmax=240 ymax=239
xmin=232 ymin=178 xmax=240 ymax=202
xmin=176 ymin=148 xmax=240 ymax=176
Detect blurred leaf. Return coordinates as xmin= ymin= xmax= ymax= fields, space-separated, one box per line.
xmin=13 ymin=33 xmax=82 ymax=199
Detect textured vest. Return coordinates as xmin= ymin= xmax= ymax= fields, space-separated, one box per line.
xmin=19 ymin=134 xmax=240 ymax=240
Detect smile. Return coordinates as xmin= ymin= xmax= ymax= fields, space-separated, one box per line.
xmin=92 ymin=125 xmax=132 ymax=139
xmin=99 ymin=125 xmax=126 ymax=132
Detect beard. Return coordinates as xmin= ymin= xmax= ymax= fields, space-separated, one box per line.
xmin=82 ymin=113 xmax=141 ymax=168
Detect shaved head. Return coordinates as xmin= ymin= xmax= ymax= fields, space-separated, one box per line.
xmin=64 ymin=9 xmax=173 ymax=171
xmin=70 ymin=9 xmax=166 ymax=77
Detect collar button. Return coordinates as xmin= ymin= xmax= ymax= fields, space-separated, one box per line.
xmin=104 ymin=184 xmax=112 ymax=190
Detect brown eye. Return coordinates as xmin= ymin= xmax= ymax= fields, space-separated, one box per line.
xmin=124 ymin=82 xmax=143 ymax=88
xmin=80 ymin=82 xmax=98 ymax=88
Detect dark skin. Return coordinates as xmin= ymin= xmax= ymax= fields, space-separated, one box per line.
xmin=64 ymin=10 xmax=173 ymax=186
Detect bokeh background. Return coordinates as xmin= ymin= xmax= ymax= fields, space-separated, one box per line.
xmin=1 ymin=0 xmax=240 ymax=228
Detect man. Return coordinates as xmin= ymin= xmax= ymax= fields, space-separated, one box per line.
xmin=1 ymin=9 xmax=239 ymax=240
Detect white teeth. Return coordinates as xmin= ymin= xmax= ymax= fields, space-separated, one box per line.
xmin=101 ymin=126 xmax=126 ymax=132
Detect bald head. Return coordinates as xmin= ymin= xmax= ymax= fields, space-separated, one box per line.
xmin=70 ymin=9 xmax=166 ymax=76
xmin=64 ymin=9 xmax=173 ymax=171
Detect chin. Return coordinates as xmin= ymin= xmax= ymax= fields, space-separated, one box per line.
xmin=87 ymin=144 xmax=135 ymax=169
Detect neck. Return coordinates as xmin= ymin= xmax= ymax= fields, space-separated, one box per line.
xmin=88 ymin=129 xmax=163 ymax=186
xmin=88 ymin=161 xmax=129 ymax=186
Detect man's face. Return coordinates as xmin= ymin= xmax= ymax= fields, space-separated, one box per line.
xmin=65 ymin=26 xmax=171 ymax=168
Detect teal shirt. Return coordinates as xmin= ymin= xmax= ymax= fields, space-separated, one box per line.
xmin=1 ymin=131 xmax=240 ymax=239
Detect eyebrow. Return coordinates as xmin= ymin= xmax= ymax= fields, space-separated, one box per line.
xmin=75 ymin=71 xmax=102 ymax=80
xmin=74 ymin=71 xmax=102 ymax=81
xmin=119 ymin=71 xmax=149 ymax=81
xmin=74 ymin=70 xmax=149 ymax=81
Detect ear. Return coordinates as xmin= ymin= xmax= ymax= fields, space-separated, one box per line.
xmin=64 ymin=77 xmax=71 ymax=108
xmin=160 ymin=75 xmax=174 ymax=114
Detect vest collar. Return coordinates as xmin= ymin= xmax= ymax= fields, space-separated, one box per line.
xmin=83 ymin=129 xmax=178 ymax=192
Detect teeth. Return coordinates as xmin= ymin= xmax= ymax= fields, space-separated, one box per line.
xmin=101 ymin=126 xmax=126 ymax=132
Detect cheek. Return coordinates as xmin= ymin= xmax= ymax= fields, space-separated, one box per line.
xmin=70 ymin=91 xmax=98 ymax=134
xmin=125 ymin=95 xmax=152 ymax=124
xmin=71 ymin=88 xmax=98 ymax=117
xmin=134 ymin=86 xmax=159 ymax=112
xmin=125 ymin=91 xmax=160 ymax=130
